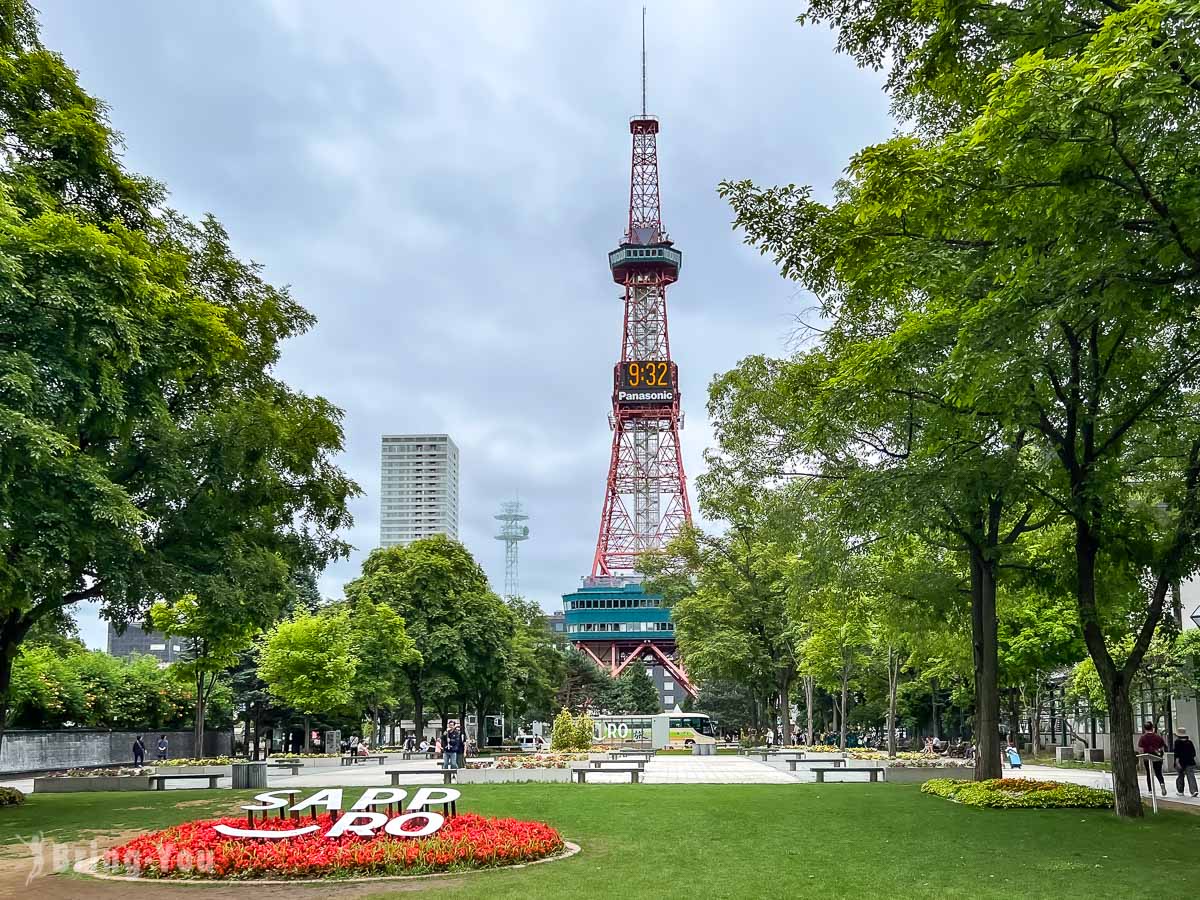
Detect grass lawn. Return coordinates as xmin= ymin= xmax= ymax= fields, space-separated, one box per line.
xmin=2 ymin=784 xmax=1198 ymax=899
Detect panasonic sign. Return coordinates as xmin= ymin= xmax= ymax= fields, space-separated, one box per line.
xmin=617 ymin=390 xmax=674 ymax=403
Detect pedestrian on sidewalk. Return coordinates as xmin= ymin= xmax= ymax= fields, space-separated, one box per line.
xmin=1172 ymin=726 xmax=1198 ymax=798
xmin=132 ymin=735 xmax=146 ymax=766
xmin=1137 ymin=721 xmax=1168 ymax=797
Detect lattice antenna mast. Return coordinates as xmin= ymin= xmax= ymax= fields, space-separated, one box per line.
xmin=591 ymin=10 xmax=692 ymax=577
xmin=494 ymin=499 xmax=529 ymax=599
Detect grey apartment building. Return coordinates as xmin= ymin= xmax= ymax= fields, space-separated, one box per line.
xmin=106 ymin=623 xmax=184 ymax=664
xmin=380 ymin=434 xmax=460 ymax=547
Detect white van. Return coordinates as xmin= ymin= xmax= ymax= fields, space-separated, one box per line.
xmin=516 ymin=734 xmax=546 ymax=753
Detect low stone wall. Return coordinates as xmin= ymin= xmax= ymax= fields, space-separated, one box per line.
xmin=457 ymin=768 xmax=572 ymax=783
xmin=33 ymin=775 xmax=154 ymax=793
xmin=1 ymin=729 xmax=231 ymax=775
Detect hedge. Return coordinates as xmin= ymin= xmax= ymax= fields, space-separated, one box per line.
xmin=921 ymin=778 xmax=1114 ymax=809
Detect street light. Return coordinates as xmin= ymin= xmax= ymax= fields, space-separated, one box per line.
xmin=1190 ymin=604 xmax=1200 ymax=630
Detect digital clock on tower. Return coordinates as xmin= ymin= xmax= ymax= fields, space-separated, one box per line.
xmin=614 ymin=360 xmax=678 ymax=406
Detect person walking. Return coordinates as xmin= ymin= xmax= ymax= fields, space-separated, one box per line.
xmin=1172 ymin=726 xmax=1198 ymax=798
xmin=1137 ymin=721 xmax=1168 ymax=797
xmin=156 ymin=735 xmax=169 ymax=761
xmin=132 ymin=735 xmax=146 ymax=766
xmin=443 ymin=725 xmax=464 ymax=771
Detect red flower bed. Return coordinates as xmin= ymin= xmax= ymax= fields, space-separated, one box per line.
xmin=103 ymin=813 xmax=564 ymax=879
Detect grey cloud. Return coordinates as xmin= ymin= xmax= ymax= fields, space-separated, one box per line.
xmin=37 ymin=0 xmax=890 ymax=648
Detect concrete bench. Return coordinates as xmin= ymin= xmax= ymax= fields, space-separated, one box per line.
xmin=572 ymin=764 xmax=641 ymax=783
xmin=591 ymin=759 xmax=646 ymax=770
xmin=812 ymin=766 xmax=883 ymax=783
xmin=608 ymin=751 xmax=653 ymax=761
xmin=787 ymin=757 xmax=845 ymax=771
xmin=149 ymin=773 xmax=221 ymax=791
xmin=401 ymin=751 xmax=436 ymax=761
xmin=267 ymin=762 xmax=303 ymax=776
xmin=753 ymin=750 xmax=804 ymax=762
xmin=386 ymin=768 xmax=457 ymax=786
xmin=341 ymin=754 xmax=387 ymax=766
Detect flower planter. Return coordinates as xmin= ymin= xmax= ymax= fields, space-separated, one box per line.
xmin=457 ymin=768 xmax=572 ymax=784
xmin=35 ymin=775 xmax=154 ymax=793
xmin=884 ymin=766 xmax=975 ymax=784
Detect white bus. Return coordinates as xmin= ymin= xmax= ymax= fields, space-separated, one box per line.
xmin=592 ymin=713 xmax=717 ymax=750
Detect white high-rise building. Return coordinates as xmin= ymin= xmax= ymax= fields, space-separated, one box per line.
xmin=380 ymin=434 xmax=460 ymax=547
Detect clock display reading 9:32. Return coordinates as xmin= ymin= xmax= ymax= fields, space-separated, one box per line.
xmin=620 ymin=361 xmax=671 ymax=388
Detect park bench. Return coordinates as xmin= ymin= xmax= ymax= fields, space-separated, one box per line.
xmin=341 ymin=754 xmax=387 ymax=766
xmin=386 ymin=767 xmax=458 ymax=786
xmin=590 ymin=763 xmax=648 ymax=777
xmin=752 ymin=750 xmax=803 ymax=762
xmin=810 ymin=766 xmax=883 ymax=783
xmin=148 ymin=773 xmax=221 ymax=791
xmin=609 ymin=750 xmax=653 ymax=761
xmin=572 ymin=764 xmax=642 ymax=784
xmin=787 ymin=757 xmax=845 ymax=771
xmin=401 ymin=751 xmax=436 ymax=761
xmin=267 ymin=762 xmax=303 ymax=776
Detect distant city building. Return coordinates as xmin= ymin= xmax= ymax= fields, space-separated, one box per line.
xmin=380 ymin=434 xmax=460 ymax=547
xmin=106 ymin=623 xmax=184 ymax=664
xmin=545 ymin=610 xmax=566 ymax=635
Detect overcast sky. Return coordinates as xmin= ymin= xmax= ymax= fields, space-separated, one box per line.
xmin=35 ymin=1 xmax=891 ymax=649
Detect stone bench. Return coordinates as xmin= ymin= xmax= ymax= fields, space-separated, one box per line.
xmin=267 ymin=762 xmax=303 ymax=776
xmin=402 ymin=751 xmax=437 ymax=761
xmin=341 ymin=754 xmax=387 ymax=766
xmin=787 ymin=757 xmax=845 ymax=771
xmin=591 ymin=759 xmax=646 ymax=770
xmin=812 ymin=766 xmax=883 ymax=783
xmin=148 ymin=773 xmax=221 ymax=791
xmin=386 ymin=768 xmax=457 ymax=786
xmin=572 ymin=764 xmax=641 ymax=783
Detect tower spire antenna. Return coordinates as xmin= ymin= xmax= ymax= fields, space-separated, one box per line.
xmin=641 ymin=5 xmax=647 ymax=116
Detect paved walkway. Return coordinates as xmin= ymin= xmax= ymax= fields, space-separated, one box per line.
xmin=6 ymin=757 xmax=1197 ymax=805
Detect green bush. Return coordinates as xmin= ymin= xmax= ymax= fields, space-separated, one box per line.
xmin=550 ymin=708 xmax=593 ymax=751
xmin=922 ymin=778 xmax=1113 ymax=809
xmin=0 ymin=787 xmax=25 ymax=806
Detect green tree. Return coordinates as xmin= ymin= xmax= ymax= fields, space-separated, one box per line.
xmin=0 ymin=1 xmax=357 ymax=750
xmin=611 ymin=666 xmax=661 ymax=715
xmin=715 ymin=0 xmax=1200 ymax=816
xmin=642 ymin=507 xmax=798 ymax=744
xmin=343 ymin=535 xmax=495 ymax=741
xmin=340 ymin=595 xmax=421 ymax=745
xmin=150 ymin=594 xmax=259 ymax=754
xmin=258 ymin=610 xmax=358 ymax=752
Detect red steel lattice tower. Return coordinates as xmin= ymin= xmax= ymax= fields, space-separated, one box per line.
xmin=591 ymin=106 xmax=692 ymax=576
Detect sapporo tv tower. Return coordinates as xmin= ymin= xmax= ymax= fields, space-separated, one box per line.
xmin=562 ymin=11 xmax=696 ymax=704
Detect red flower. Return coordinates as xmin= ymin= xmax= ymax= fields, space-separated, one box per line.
xmin=104 ymin=813 xmax=564 ymax=879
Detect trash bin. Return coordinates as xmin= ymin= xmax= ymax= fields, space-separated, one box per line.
xmin=231 ymin=762 xmax=267 ymax=790
xmin=1055 ymin=746 xmax=1077 ymax=764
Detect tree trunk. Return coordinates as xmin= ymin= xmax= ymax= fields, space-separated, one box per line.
xmin=803 ymin=676 xmax=815 ymax=745
xmin=1106 ymin=680 xmax=1142 ymax=817
xmin=887 ymin=649 xmax=899 ymax=758
xmin=412 ymin=685 xmax=424 ymax=745
xmin=303 ymin=714 xmax=311 ymax=753
xmin=969 ymin=549 xmax=1002 ymax=779
xmin=839 ymin=668 xmax=849 ymax=752
xmin=778 ymin=672 xmax=792 ymax=746
xmin=194 ymin=671 xmax=206 ymax=757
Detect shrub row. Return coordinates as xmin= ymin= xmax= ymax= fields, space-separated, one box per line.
xmin=921 ymin=778 xmax=1114 ymax=809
